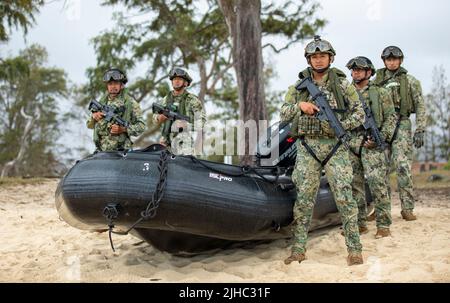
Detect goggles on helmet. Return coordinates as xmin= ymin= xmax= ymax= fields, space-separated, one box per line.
xmin=103 ymin=70 xmax=126 ymax=83
xmin=381 ymin=46 xmax=404 ymax=59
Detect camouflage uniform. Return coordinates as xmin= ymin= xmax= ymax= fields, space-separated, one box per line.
xmin=281 ymin=67 xmax=365 ymax=255
xmin=87 ymin=90 xmax=145 ymax=151
xmin=374 ymin=67 xmax=426 ymax=212
xmin=349 ymin=82 xmax=396 ymax=229
xmin=152 ymin=91 xmax=206 ymax=155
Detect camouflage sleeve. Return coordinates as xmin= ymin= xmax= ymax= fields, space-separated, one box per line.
xmin=379 ymin=87 xmax=396 ymax=142
xmin=188 ymin=95 xmax=206 ymax=129
xmin=86 ymin=115 xmax=95 ymax=129
xmin=151 ymin=96 xmax=168 ymax=125
xmin=340 ymin=80 xmax=365 ymax=130
xmin=127 ymin=100 xmax=146 ymax=137
xmin=280 ymin=85 xmax=301 ymax=122
xmin=408 ymin=75 xmax=427 ymax=131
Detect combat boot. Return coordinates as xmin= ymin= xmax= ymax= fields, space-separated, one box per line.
xmin=375 ymin=228 xmax=391 ymax=239
xmin=341 ymin=226 xmax=369 ymax=236
xmin=284 ymin=252 xmax=306 ymax=265
xmin=347 ymin=252 xmax=363 ymax=266
xmin=367 ymin=212 xmax=376 ymax=221
xmin=401 ymin=210 xmax=417 ymax=221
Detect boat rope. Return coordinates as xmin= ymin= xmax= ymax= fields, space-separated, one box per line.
xmin=187 ymin=155 xmax=283 ymax=185
xmin=102 ymin=150 xmax=170 ymax=252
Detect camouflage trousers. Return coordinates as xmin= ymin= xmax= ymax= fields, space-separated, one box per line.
xmin=388 ymin=120 xmax=415 ymax=211
xmin=291 ymin=138 xmax=362 ymax=254
xmin=349 ymin=135 xmax=392 ymax=229
xmin=96 ymin=129 xmax=132 ymax=151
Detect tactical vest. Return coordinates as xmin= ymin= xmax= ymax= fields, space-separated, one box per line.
xmin=367 ymin=85 xmax=383 ymax=128
xmin=93 ymin=90 xmax=133 ymax=148
xmin=161 ymin=91 xmax=190 ymax=142
xmin=291 ymin=68 xmax=349 ymax=137
xmin=374 ymin=67 xmax=414 ymax=117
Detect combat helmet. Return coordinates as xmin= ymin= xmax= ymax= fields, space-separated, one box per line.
xmin=346 ymin=56 xmax=376 ymax=76
xmin=381 ymin=46 xmax=404 ymax=60
xmin=304 ymin=35 xmax=336 ymax=58
xmin=169 ymin=67 xmax=193 ymax=86
xmin=103 ymin=68 xmax=128 ymax=84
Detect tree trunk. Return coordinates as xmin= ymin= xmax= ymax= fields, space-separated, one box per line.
xmin=1 ymin=107 xmax=40 ymax=178
xmin=197 ymin=56 xmax=207 ymax=103
xmin=218 ymin=0 xmax=267 ymax=165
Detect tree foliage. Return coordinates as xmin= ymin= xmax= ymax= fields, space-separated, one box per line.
xmin=0 ymin=44 xmax=69 ymax=177
xmin=421 ymin=65 xmax=450 ymax=162
xmin=77 ymin=0 xmax=325 ymax=151
xmin=0 ymin=0 xmax=44 ymax=41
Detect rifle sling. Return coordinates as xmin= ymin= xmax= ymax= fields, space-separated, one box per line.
xmin=299 ymin=136 xmax=343 ymax=168
xmin=389 ymin=115 xmax=403 ymax=145
xmin=349 ymin=137 xmax=366 ymax=158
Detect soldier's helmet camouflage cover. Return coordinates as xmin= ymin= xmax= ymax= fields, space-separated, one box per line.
xmin=381 ymin=46 xmax=404 ymax=60
xmin=346 ymin=56 xmax=376 ymax=75
xmin=169 ymin=67 xmax=193 ymax=86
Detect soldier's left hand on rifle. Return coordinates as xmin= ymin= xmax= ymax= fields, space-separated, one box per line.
xmin=157 ymin=114 xmax=169 ymax=123
xmin=363 ymin=136 xmax=376 ymax=149
xmin=92 ymin=111 xmax=105 ymax=122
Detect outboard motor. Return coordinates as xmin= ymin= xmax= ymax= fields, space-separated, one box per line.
xmin=255 ymin=121 xmax=297 ymax=167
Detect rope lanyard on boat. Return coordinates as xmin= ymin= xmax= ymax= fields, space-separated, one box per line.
xmin=102 ymin=150 xmax=170 ymax=252
xmin=187 ymin=155 xmax=282 ymax=185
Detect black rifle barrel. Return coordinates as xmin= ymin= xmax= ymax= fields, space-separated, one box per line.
xmin=356 ymin=91 xmax=387 ymax=151
xmin=152 ymin=103 xmax=190 ymax=122
xmin=88 ymin=99 xmax=129 ymax=127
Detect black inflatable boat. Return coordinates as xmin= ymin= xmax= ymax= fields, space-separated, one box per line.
xmin=55 ymin=122 xmax=369 ymax=254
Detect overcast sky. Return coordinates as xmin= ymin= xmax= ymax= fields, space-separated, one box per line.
xmin=2 ymin=0 xmax=450 ymax=157
xmin=3 ymin=0 xmax=450 ymax=94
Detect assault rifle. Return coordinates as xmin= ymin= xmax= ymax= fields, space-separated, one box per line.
xmin=152 ymin=103 xmax=190 ymax=122
xmin=88 ymin=99 xmax=129 ymax=127
xmin=357 ymin=91 xmax=387 ymax=151
xmin=295 ymin=77 xmax=350 ymax=145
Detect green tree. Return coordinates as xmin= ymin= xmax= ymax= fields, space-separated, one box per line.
xmin=422 ymin=65 xmax=450 ymax=162
xmin=0 ymin=44 xmax=69 ymax=177
xmin=78 ymin=0 xmax=324 ymax=161
xmin=0 ymin=0 xmax=44 ymax=42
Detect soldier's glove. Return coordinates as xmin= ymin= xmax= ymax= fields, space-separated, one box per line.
xmin=321 ymin=121 xmax=335 ymax=137
xmin=413 ymin=130 xmax=425 ymax=148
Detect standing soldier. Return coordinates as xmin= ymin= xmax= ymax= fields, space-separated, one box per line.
xmin=87 ymin=68 xmax=145 ymax=151
xmin=374 ymin=46 xmax=426 ymax=221
xmin=281 ymin=36 xmax=365 ymax=266
xmin=346 ymin=56 xmax=396 ymax=238
xmin=153 ymin=68 xmax=206 ymax=155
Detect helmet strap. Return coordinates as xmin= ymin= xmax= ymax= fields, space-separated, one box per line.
xmin=312 ymin=66 xmax=329 ymax=73
xmin=353 ymin=70 xmax=371 ymax=84
xmin=173 ymin=81 xmax=187 ymax=93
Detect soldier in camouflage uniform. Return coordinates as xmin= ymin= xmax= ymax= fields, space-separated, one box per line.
xmin=153 ymin=68 xmax=206 ymax=155
xmin=87 ymin=68 xmax=145 ymax=151
xmin=374 ymin=46 xmax=426 ymax=221
xmin=346 ymin=56 xmax=396 ymax=238
xmin=281 ymin=36 xmax=365 ymax=266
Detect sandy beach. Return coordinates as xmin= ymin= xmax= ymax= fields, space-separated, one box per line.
xmin=0 ymin=179 xmax=449 ymax=283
